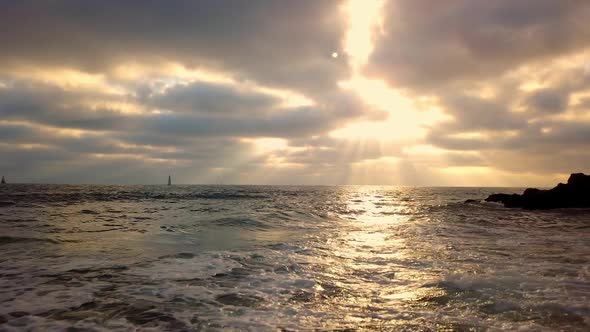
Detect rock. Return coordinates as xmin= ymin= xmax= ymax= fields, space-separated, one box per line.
xmin=485 ymin=173 xmax=590 ymax=210
xmin=523 ymin=188 xmax=541 ymax=196
xmin=568 ymin=173 xmax=590 ymax=188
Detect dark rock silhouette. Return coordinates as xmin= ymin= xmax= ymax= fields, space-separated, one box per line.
xmin=1 ymin=176 xmax=5 ymax=184
xmin=485 ymin=173 xmax=590 ymax=209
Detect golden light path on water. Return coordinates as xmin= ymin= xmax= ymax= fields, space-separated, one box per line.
xmin=299 ymin=186 xmax=452 ymax=329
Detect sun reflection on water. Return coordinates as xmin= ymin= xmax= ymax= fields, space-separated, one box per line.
xmin=301 ymin=186 xmax=446 ymax=329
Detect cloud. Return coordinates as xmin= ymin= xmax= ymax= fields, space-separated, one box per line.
xmin=0 ymin=120 xmax=266 ymax=184
xmin=363 ymin=0 xmax=590 ymax=178
xmin=524 ymin=88 xmax=569 ymax=114
xmin=149 ymin=81 xmax=282 ymax=115
xmin=0 ymin=79 xmax=378 ymax=139
xmin=2 ymin=0 xmax=590 ymax=184
xmin=0 ymin=0 xmax=349 ymax=96
xmin=439 ymin=94 xmax=526 ymax=131
xmin=0 ymin=71 xmax=384 ymax=184
xmin=368 ymin=0 xmax=590 ymax=90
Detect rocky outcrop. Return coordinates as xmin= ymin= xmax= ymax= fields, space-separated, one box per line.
xmin=485 ymin=173 xmax=590 ymax=210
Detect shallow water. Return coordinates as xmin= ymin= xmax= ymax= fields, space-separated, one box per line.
xmin=0 ymin=184 xmax=588 ymax=331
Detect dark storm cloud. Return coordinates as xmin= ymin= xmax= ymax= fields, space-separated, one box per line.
xmin=368 ymin=0 xmax=590 ymax=90
xmin=0 ymin=0 xmax=348 ymax=95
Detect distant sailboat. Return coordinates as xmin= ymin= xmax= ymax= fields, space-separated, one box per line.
xmin=1 ymin=176 xmax=5 ymax=184
xmin=168 ymin=175 xmax=171 ymax=186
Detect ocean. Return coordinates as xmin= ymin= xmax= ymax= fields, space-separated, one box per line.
xmin=0 ymin=184 xmax=588 ymax=331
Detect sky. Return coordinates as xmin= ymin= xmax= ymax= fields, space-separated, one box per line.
xmin=1 ymin=0 xmax=590 ymax=186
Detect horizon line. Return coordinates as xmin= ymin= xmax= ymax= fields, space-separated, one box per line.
xmin=0 ymin=182 xmax=547 ymax=188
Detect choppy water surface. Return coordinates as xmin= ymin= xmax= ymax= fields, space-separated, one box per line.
xmin=0 ymin=184 xmax=588 ymax=331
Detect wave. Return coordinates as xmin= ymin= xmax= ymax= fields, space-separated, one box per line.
xmin=0 ymin=190 xmax=269 ymax=205
xmin=0 ymin=236 xmax=60 ymax=245
xmin=209 ymin=216 xmax=270 ymax=229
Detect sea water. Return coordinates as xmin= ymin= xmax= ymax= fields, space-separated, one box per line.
xmin=0 ymin=184 xmax=588 ymax=331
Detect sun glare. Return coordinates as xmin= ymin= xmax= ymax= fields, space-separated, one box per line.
xmin=336 ymin=77 xmax=449 ymax=140
xmin=344 ymin=0 xmax=384 ymax=70
xmin=335 ymin=2 xmax=447 ymax=142
xmin=244 ymin=137 xmax=288 ymax=155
